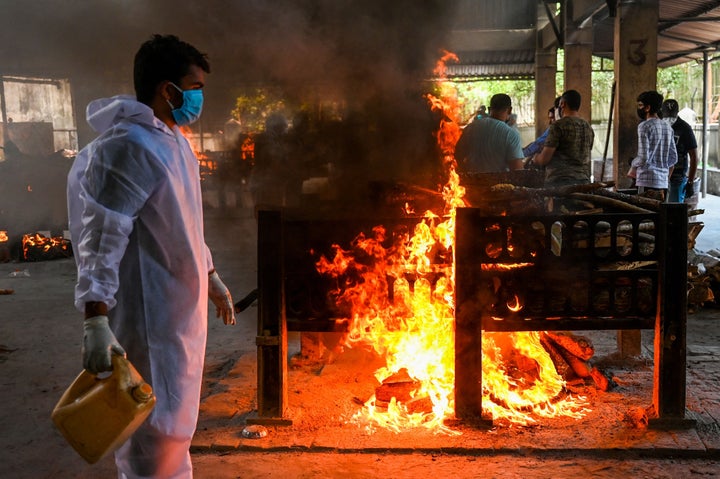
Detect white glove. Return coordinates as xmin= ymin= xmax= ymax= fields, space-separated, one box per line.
xmin=83 ymin=315 xmax=126 ymax=374
xmin=209 ymin=271 xmax=236 ymax=325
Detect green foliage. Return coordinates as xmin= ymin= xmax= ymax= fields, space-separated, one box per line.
xmin=451 ymin=80 xmax=536 ymax=123
xmin=657 ymin=62 xmax=705 ymax=110
xmin=231 ymin=87 xmax=288 ymax=134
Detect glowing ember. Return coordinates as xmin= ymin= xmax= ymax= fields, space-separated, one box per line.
xmin=22 ymin=233 xmax=72 ymax=261
xmin=315 ymin=53 xmax=587 ymax=432
xmin=0 ymin=231 xmax=8 ymax=242
xmin=179 ymin=126 xmax=216 ymax=180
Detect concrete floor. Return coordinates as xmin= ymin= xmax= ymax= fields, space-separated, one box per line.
xmin=1 ymin=192 xmax=719 ymax=478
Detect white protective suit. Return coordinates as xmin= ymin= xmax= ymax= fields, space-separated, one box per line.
xmin=67 ymin=95 xmax=213 ymax=478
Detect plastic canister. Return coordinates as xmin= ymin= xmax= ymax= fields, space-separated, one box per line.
xmin=51 ymin=355 xmax=156 ymax=464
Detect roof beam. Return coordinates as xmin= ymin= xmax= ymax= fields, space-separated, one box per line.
xmin=658 ymin=32 xmax=719 ymax=49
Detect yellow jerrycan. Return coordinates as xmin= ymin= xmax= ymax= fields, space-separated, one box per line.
xmin=51 ymin=354 xmax=156 ymax=464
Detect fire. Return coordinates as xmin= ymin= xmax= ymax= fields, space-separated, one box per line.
xmin=0 ymin=231 xmax=7 ymax=242
xmin=178 ymin=126 xmax=216 ymax=180
xmin=314 ymin=54 xmax=587 ymax=432
xmin=22 ymin=232 xmax=72 ymax=261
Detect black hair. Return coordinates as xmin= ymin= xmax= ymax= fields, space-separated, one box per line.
xmin=134 ymin=34 xmax=210 ymax=105
xmin=489 ymin=93 xmax=512 ymax=111
xmin=661 ymin=99 xmax=679 ymax=117
xmin=561 ymin=90 xmax=582 ymax=111
xmin=637 ymin=91 xmax=663 ymax=114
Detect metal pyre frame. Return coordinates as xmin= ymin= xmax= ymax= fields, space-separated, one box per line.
xmin=456 ymin=203 xmax=692 ymax=429
xmin=249 ymin=203 xmax=693 ymax=429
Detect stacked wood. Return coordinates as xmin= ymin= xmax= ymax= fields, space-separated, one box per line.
xmin=474 ymin=181 xmax=663 ymax=216
xmin=688 ymin=248 xmax=720 ymax=312
xmin=540 ymin=331 xmax=613 ymax=392
xmin=374 ymin=368 xmax=433 ymax=414
xmin=474 ymin=181 xmax=720 ymax=314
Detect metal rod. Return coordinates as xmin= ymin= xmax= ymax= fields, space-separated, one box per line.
xmin=702 ymin=51 xmax=710 ymax=199
xmin=601 ymin=81 xmax=616 ymax=182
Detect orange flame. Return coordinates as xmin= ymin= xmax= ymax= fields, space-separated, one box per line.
xmin=315 ymin=53 xmax=587 ymax=432
xmin=22 ymin=233 xmax=71 ymax=260
xmin=178 ymin=126 xmax=216 ymax=180
xmin=0 ymin=231 xmax=7 ymax=242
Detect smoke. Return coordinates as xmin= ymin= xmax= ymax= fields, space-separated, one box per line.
xmin=1 ymin=1 xmax=457 ymax=108
xmin=0 ymin=1 xmax=462 ymax=233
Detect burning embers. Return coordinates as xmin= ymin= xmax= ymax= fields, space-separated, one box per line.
xmin=0 ymin=231 xmax=9 ymax=262
xmin=22 ymin=232 xmax=72 ymax=262
xmin=313 ymin=210 xmax=592 ymax=431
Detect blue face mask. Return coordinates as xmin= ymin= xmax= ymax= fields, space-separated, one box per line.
xmin=168 ymin=83 xmax=203 ymax=126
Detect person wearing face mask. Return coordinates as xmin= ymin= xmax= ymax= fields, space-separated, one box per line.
xmin=66 ymin=34 xmax=236 ymax=478
xmin=661 ymin=99 xmax=698 ymax=203
xmin=628 ymin=91 xmax=678 ymax=200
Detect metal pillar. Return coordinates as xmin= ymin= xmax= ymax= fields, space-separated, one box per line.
xmin=247 ymin=209 xmax=292 ymax=425
xmin=701 ymin=51 xmax=710 ymax=199
xmin=649 ymin=203 xmax=694 ymax=429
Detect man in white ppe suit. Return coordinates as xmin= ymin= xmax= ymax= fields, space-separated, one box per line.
xmin=67 ymin=34 xmax=236 ymax=478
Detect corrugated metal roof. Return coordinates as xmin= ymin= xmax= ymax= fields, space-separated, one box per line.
xmin=448 ymin=0 xmax=720 ymax=79
xmin=445 ymin=50 xmax=536 ymax=80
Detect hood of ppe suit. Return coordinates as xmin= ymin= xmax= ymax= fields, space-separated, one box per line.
xmin=68 ymin=95 xmax=213 ymax=467
xmin=86 ymin=95 xmax=159 ymax=134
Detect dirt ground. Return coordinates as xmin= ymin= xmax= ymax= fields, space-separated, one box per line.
xmin=2 ymin=201 xmax=720 ymax=478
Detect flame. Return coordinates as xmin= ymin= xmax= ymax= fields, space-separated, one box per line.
xmin=314 ymin=53 xmax=587 ymax=432
xmin=0 ymin=231 xmax=7 ymax=242
xmin=22 ymin=232 xmax=71 ymax=260
xmin=178 ymin=126 xmax=216 ymax=180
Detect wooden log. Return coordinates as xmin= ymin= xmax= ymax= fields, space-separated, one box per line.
xmin=540 ymin=333 xmax=572 ymax=378
xmin=375 ymin=368 xmax=421 ymax=403
xmin=590 ymin=367 xmax=612 ymax=391
xmin=555 ymin=347 xmax=592 ymax=378
xmin=593 ymin=188 xmax=662 ymax=211
xmin=405 ymin=395 xmax=434 ymax=414
xmin=688 ymin=222 xmax=704 ymax=250
xmin=568 ymin=192 xmax=654 ymax=213
xmin=490 ymin=181 xmax=614 ymax=199
xmin=544 ymin=331 xmax=595 ymax=360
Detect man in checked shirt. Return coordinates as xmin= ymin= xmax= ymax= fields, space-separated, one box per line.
xmin=629 ymin=91 xmax=678 ymax=200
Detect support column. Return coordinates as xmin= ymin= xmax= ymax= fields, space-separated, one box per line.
xmin=613 ymin=0 xmax=659 ymax=190
xmin=613 ymin=0 xmax=659 ymax=356
xmin=649 ymin=203 xmax=694 ymax=429
xmin=535 ymin=45 xmax=558 ymax=138
xmin=248 ymin=209 xmax=291 ymax=426
xmin=535 ymin=0 xmax=558 ymax=139
xmin=563 ymin=1 xmax=593 ymax=123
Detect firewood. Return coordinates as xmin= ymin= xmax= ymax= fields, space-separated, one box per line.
xmin=544 ymin=331 xmax=595 ymax=360
xmin=375 ymin=368 xmax=421 ymax=403
xmin=598 ymin=260 xmax=656 ymax=271
xmin=593 ymin=188 xmax=662 ymax=211
xmin=589 ymin=367 xmax=612 ymax=391
xmin=688 ymin=222 xmax=704 ymax=250
xmin=405 ymin=395 xmax=434 ymax=414
xmin=0 ymin=289 xmax=14 ymax=295
xmin=556 ymin=348 xmax=592 ymax=378
xmin=569 ymin=192 xmax=653 ymax=213
xmin=539 ymin=333 xmax=572 ymax=378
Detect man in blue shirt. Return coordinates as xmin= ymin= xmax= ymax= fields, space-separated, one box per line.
xmin=454 ymin=93 xmax=524 ymax=173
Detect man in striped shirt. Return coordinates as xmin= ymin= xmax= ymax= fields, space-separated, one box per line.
xmin=629 ymin=91 xmax=677 ymax=200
